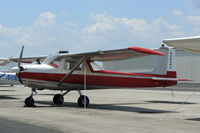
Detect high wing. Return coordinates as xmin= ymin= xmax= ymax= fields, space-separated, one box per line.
xmin=56 ymin=47 xmax=165 ymax=62
xmin=163 ymin=36 xmax=200 ymax=52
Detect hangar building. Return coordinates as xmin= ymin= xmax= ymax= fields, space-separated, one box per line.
xmin=103 ymin=49 xmax=200 ymax=83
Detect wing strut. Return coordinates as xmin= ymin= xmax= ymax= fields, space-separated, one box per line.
xmin=57 ymin=56 xmax=87 ymax=86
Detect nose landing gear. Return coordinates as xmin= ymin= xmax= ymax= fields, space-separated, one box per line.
xmin=24 ymin=88 xmax=37 ymax=107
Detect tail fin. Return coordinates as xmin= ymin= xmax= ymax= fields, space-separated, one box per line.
xmin=150 ymin=45 xmax=176 ymax=78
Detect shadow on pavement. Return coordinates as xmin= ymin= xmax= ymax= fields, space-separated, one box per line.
xmin=186 ymin=118 xmax=200 ymax=122
xmin=0 ymin=95 xmax=19 ymax=100
xmin=33 ymin=101 xmax=175 ymax=114
xmin=146 ymin=100 xmax=197 ymax=105
xmin=0 ymin=89 xmax=16 ymax=92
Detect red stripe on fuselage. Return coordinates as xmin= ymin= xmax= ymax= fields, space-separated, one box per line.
xmin=19 ymin=71 xmax=177 ymax=88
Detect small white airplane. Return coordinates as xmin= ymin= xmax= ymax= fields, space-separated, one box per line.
xmin=11 ymin=45 xmax=178 ymax=107
xmin=0 ymin=61 xmax=20 ymax=86
xmin=0 ymin=55 xmax=47 ymax=86
xmin=0 ymin=72 xmax=20 ymax=86
xmin=0 ymin=58 xmax=43 ymax=86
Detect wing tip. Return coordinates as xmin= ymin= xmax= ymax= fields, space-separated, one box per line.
xmin=128 ymin=47 xmax=166 ymax=56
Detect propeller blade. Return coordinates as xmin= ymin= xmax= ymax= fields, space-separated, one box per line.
xmin=18 ymin=45 xmax=24 ymax=67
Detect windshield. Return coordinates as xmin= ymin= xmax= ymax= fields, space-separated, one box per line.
xmin=42 ymin=54 xmax=59 ymax=64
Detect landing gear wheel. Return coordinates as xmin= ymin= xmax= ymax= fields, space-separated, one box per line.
xmin=78 ymin=95 xmax=89 ymax=107
xmin=53 ymin=94 xmax=64 ymax=105
xmin=25 ymin=96 xmax=35 ymax=107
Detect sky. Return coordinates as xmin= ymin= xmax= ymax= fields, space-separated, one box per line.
xmin=0 ymin=0 xmax=200 ymax=57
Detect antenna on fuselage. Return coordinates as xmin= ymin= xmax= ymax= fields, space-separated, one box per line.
xmin=57 ymin=50 xmax=69 ymax=54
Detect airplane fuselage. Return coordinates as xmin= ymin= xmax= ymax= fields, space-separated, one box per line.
xmin=17 ymin=63 xmax=177 ymax=90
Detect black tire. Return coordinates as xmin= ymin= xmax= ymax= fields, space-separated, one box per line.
xmin=25 ymin=96 xmax=35 ymax=107
xmin=53 ymin=94 xmax=64 ymax=105
xmin=78 ymin=95 xmax=89 ymax=107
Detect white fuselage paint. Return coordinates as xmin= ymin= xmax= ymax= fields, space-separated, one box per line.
xmin=0 ymin=72 xmax=20 ymax=85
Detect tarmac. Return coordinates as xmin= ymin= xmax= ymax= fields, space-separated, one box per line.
xmin=0 ymin=85 xmax=200 ymax=133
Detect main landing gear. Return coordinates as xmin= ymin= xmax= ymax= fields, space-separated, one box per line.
xmin=53 ymin=89 xmax=90 ymax=107
xmin=53 ymin=90 xmax=70 ymax=105
xmin=24 ymin=88 xmax=37 ymax=107
xmin=77 ymin=90 xmax=89 ymax=107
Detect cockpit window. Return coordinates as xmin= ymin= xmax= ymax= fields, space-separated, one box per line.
xmin=42 ymin=54 xmax=59 ymax=64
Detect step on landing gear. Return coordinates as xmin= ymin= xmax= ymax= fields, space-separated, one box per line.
xmin=24 ymin=88 xmax=37 ymax=107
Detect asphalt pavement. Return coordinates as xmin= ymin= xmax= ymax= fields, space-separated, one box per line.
xmin=0 ymin=85 xmax=200 ymax=133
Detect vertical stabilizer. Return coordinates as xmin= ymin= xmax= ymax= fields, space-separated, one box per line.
xmin=150 ymin=45 xmax=176 ymax=78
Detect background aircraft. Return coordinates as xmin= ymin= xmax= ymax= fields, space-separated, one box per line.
xmin=0 ymin=56 xmax=46 ymax=86
xmin=163 ymin=36 xmax=200 ymax=52
xmin=0 ymin=61 xmax=19 ymax=86
xmin=0 ymin=72 xmax=19 ymax=86
xmin=11 ymin=45 xmax=177 ymax=107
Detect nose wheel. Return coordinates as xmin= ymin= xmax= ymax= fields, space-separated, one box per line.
xmin=25 ymin=96 xmax=35 ymax=107
xmin=24 ymin=88 xmax=37 ymax=107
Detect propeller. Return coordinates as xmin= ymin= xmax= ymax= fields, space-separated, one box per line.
xmin=18 ymin=45 xmax=24 ymax=68
xmin=12 ymin=45 xmax=25 ymax=77
xmin=16 ymin=45 xmax=24 ymax=84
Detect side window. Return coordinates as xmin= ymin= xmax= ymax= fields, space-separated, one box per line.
xmin=59 ymin=59 xmax=69 ymax=70
xmin=63 ymin=62 xmax=69 ymax=70
xmin=69 ymin=61 xmax=81 ymax=70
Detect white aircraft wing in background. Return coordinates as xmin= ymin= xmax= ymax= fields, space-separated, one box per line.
xmin=0 ymin=56 xmax=46 ymax=66
xmin=0 ymin=58 xmax=12 ymax=66
xmin=0 ymin=55 xmax=46 ymax=86
xmin=9 ymin=55 xmax=46 ymax=64
xmin=163 ymin=36 xmax=200 ymax=52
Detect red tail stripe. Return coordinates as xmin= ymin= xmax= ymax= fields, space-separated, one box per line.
xmin=128 ymin=47 xmax=166 ymax=56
